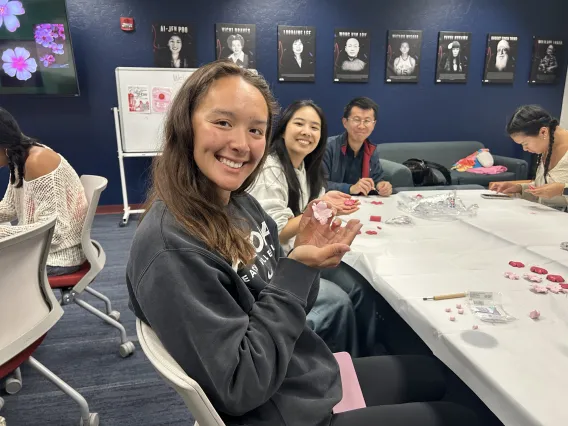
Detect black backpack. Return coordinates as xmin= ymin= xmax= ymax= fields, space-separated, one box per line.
xmin=402 ymin=158 xmax=452 ymax=186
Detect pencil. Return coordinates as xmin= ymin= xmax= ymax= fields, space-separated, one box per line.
xmin=423 ymin=292 xmax=467 ymax=301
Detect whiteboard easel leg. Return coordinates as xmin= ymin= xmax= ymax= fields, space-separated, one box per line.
xmin=113 ymin=107 xmax=131 ymax=227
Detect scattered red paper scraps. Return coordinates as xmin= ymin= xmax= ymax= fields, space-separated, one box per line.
xmin=530 ymin=266 xmax=548 ymax=275
xmin=529 ymin=212 xmax=537 ymax=215
xmin=449 ymin=316 xmax=455 ymax=321
xmin=529 ymin=310 xmax=540 ymax=320
xmin=344 ymin=199 xmax=357 ymax=206
xmin=357 ymin=231 xmax=362 ymax=235
xmin=546 ymin=275 xmax=564 ymax=283
xmin=456 ymin=303 xmax=462 ymax=309
xmin=370 ymin=215 xmax=382 ymax=222
xmin=370 ymin=201 xmax=384 ymax=205
xmin=416 ymin=194 xmax=423 ymax=198
xmin=365 ymin=230 xmax=378 ymax=235
xmin=445 ymin=308 xmax=451 ymax=313
xmin=458 ymin=309 xmax=464 ymax=315
xmin=472 ymin=325 xmax=479 ymax=330
xmin=508 ymin=261 xmax=525 ymax=268
xmin=376 ymin=225 xmax=382 ymax=230
xmin=560 ymin=283 xmax=568 ymax=290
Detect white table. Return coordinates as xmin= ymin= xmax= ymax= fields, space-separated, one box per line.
xmin=342 ymin=189 xmax=568 ymax=426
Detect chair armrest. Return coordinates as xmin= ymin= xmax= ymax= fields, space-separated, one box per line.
xmin=380 ymin=159 xmax=414 ymax=188
xmin=492 ymin=155 xmax=528 ymax=180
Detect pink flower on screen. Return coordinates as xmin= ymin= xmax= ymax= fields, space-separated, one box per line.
xmin=0 ymin=0 xmax=25 ymax=33
xmin=51 ymin=43 xmax=64 ymax=55
xmin=2 ymin=47 xmax=37 ymax=80
xmin=35 ymin=28 xmax=54 ymax=47
xmin=39 ymin=54 xmax=55 ymax=67
xmin=312 ymin=201 xmax=333 ymax=225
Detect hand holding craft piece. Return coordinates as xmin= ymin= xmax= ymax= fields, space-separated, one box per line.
xmin=530 ymin=266 xmax=548 ymax=275
xmin=312 ymin=201 xmax=334 ymax=225
xmin=344 ymin=199 xmax=357 ymax=206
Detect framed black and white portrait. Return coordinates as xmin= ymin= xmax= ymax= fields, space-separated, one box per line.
xmin=483 ymin=34 xmax=518 ymax=84
xmin=215 ymin=23 xmax=256 ymax=69
xmin=152 ymin=23 xmax=196 ymax=69
xmin=277 ymin=25 xmax=316 ymax=82
xmin=435 ymin=31 xmax=471 ymax=83
xmin=385 ymin=30 xmax=422 ymax=83
xmin=333 ymin=28 xmax=370 ymax=83
xmin=529 ymin=37 xmax=564 ymax=84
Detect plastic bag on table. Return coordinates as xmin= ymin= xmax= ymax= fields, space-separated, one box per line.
xmin=384 ymin=215 xmax=414 ymax=225
xmin=467 ymin=291 xmax=516 ymax=323
xmin=397 ymin=190 xmax=478 ymax=221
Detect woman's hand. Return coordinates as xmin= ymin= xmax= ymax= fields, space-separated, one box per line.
xmin=290 ymin=200 xmax=362 ymax=268
xmin=527 ymin=182 xmax=564 ymax=199
xmin=321 ymin=191 xmax=360 ymax=215
xmin=489 ymin=182 xmax=522 ymax=194
xmin=377 ymin=181 xmax=393 ymax=197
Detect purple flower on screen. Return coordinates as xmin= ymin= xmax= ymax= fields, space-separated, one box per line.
xmin=0 ymin=0 xmax=25 ymax=33
xmin=2 ymin=47 xmax=37 ymax=80
xmin=51 ymin=43 xmax=64 ymax=55
xmin=35 ymin=28 xmax=54 ymax=47
xmin=39 ymin=54 xmax=55 ymax=67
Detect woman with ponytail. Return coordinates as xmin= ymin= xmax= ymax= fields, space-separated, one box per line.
xmin=0 ymin=108 xmax=88 ymax=275
xmin=491 ymin=105 xmax=568 ymax=210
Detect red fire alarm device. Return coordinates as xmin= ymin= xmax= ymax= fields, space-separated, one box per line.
xmin=120 ymin=17 xmax=134 ymax=32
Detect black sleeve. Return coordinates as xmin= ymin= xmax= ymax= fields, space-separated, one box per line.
xmin=134 ymin=249 xmax=320 ymax=416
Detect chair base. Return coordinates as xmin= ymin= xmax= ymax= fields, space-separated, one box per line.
xmin=4 ymin=367 xmax=22 ymax=394
xmin=27 ymin=356 xmax=98 ymax=425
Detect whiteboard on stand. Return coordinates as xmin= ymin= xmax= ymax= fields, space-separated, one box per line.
xmin=115 ymin=67 xmax=197 ymax=153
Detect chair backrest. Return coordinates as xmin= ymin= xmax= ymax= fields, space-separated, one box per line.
xmin=72 ymin=175 xmax=108 ymax=293
xmin=136 ymin=319 xmax=226 ymax=426
xmin=0 ymin=218 xmax=63 ymax=365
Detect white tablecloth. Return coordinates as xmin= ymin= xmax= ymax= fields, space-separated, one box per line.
xmin=342 ymin=189 xmax=568 ymax=426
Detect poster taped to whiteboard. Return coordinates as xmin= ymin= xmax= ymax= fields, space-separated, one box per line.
xmin=151 ymin=86 xmax=172 ymax=113
xmin=127 ymin=85 xmax=150 ymax=113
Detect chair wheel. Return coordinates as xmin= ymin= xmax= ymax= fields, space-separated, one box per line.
xmin=119 ymin=341 xmax=135 ymax=358
xmin=5 ymin=376 xmax=22 ymax=394
xmin=79 ymin=412 xmax=99 ymax=426
xmin=108 ymin=310 xmax=121 ymax=321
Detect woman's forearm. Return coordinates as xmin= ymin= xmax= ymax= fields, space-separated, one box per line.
xmin=279 ymin=215 xmax=303 ymax=244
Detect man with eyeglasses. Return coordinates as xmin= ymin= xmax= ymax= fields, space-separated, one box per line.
xmin=323 ymin=97 xmax=392 ymax=196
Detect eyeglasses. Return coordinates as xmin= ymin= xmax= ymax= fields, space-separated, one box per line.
xmin=347 ymin=117 xmax=376 ymax=127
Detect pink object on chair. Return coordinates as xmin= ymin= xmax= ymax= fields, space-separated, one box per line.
xmin=332 ymin=352 xmax=366 ymax=414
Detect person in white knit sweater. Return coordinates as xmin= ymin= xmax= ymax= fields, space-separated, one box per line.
xmin=491 ymin=105 xmax=568 ymax=211
xmin=0 ymin=108 xmax=88 ymax=275
xmin=248 ymin=100 xmax=385 ymax=356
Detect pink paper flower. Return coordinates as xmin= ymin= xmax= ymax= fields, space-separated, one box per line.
xmin=0 ymin=0 xmax=25 ymax=33
xmin=546 ymin=284 xmax=562 ymax=294
xmin=312 ymin=201 xmax=333 ymax=225
xmin=2 ymin=47 xmax=37 ymax=81
xmin=504 ymin=271 xmax=520 ymax=280
xmin=523 ymin=274 xmax=543 ymax=283
xmin=529 ymin=310 xmax=540 ymax=320
xmin=530 ymin=284 xmax=548 ymax=294
xmin=458 ymin=309 xmax=464 ymax=315
xmin=344 ymin=199 xmax=357 ymax=206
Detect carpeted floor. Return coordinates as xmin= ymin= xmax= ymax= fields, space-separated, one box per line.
xmin=1 ymin=214 xmax=195 ymax=426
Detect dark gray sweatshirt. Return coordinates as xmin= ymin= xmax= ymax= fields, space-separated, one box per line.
xmin=126 ymin=195 xmax=341 ymax=426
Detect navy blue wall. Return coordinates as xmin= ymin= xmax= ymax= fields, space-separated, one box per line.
xmin=1 ymin=0 xmax=567 ymax=205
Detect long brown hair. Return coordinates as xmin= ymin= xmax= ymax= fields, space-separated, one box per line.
xmin=144 ymin=60 xmax=279 ymax=265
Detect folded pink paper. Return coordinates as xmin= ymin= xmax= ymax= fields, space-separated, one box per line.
xmin=332 ymin=352 xmax=366 ymax=414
